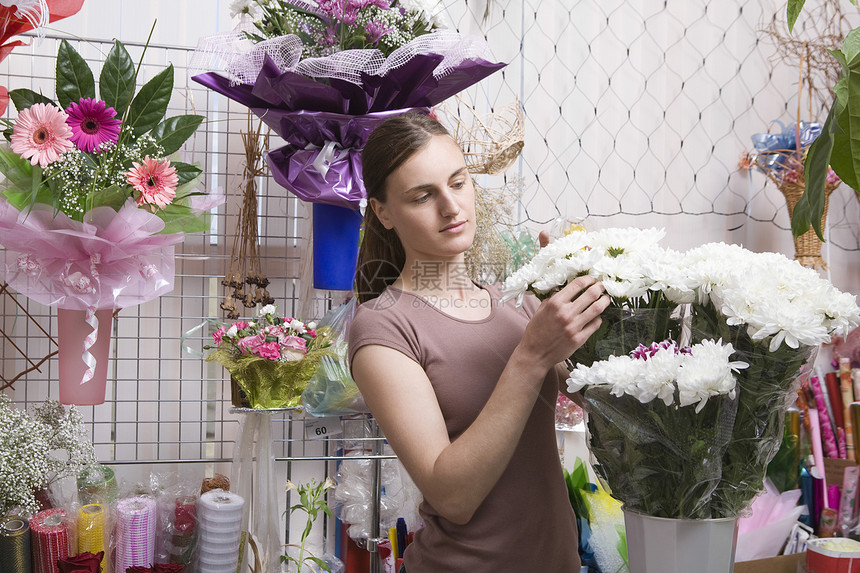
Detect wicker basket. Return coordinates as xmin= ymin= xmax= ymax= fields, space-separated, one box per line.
xmin=778 ymin=179 xmax=839 ymax=269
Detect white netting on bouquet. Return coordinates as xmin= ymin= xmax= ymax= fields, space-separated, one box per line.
xmin=190 ymin=27 xmax=494 ymax=86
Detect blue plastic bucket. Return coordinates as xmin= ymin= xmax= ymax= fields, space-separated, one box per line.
xmin=312 ymin=202 xmax=362 ymax=291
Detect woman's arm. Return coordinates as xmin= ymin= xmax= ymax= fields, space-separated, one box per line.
xmin=351 ymin=276 xmax=608 ymax=524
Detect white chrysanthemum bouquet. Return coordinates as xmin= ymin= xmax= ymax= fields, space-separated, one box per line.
xmin=502 ymin=227 xmax=860 ymax=519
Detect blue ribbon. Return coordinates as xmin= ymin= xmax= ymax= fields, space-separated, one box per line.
xmin=751 ymin=121 xmax=822 ymax=172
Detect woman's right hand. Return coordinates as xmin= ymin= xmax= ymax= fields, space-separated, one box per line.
xmin=518 ymin=276 xmax=610 ymax=371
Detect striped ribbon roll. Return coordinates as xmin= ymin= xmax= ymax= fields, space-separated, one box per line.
xmin=30 ymin=508 xmax=69 ymax=573
xmin=115 ymin=496 xmax=157 ymax=573
xmin=0 ymin=516 xmax=32 ymax=573
xmin=78 ymin=503 xmax=106 ymax=561
xmin=196 ymin=490 xmax=244 ymax=573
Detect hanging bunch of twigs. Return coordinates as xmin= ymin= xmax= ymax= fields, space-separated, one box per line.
xmin=221 ymin=111 xmax=275 ymax=319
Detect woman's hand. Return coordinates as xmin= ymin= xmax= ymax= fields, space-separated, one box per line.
xmin=518 ymin=277 xmax=610 ymax=371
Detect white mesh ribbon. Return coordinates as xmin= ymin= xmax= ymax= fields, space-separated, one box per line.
xmin=190 ymin=28 xmax=494 ymax=87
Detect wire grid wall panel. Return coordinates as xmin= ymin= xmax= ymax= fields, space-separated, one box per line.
xmin=448 ymin=0 xmax=859 ymax=268
xmin=0 ymin=34 xmax=338 ymax=473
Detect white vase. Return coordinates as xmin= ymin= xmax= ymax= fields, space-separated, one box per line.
xmin=623 ymin=508 xmax=739 ymax=573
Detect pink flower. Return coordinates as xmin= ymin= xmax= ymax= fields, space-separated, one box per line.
xmin=256 ymin=341 xmax=281 ymax=360
xmin=233 ymin=321 xmax=250 ymax=332
xmin=65 ymin=97 xmax=121 ymax=153
xmin=212 ymin=326 xmax=226 ymax=345
xmin=282 ymin=335 xmax=307 ymax=355
xmin=126 ymin=156 xmax=179 ymax=209
xmin=364 ymin=19 xmax=392 ymax=44
xmin=237 ymin=334 xmax=264 ymax=354
xmin=10 ymin=102 xmax=74 ymax=167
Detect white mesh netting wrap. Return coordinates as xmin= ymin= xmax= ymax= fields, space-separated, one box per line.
xmin=190 ymin=28 xmax=494 ymax=86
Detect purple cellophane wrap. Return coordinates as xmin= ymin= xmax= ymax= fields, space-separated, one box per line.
xmin=0 ymin=198 xmax=195 ymax=311
xmin=192 ymin=32 xmax=506 ymax=209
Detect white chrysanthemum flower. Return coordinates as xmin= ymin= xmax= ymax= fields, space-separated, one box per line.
xmin=638 ymin=349 xmax=684 ymax=406
xmin=230 ymin=0 xmax=261 ymax=19
xmin=677 ymin=340 xmax=746 ymax=412
xmin=226 ymin=324 xmax=239 ymax=338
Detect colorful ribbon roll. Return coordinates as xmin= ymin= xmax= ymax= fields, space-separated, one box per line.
xmin=30 ymin=508 xmax=69 ymax=573
xmin=78 ymin=503 xmax=106 ymax=562
xmin=0 ymin=516 xmax=31 ymax=573
xmin=115 ymin=496 xmax=157 ymax=573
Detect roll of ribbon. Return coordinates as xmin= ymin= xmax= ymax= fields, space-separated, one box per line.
xmin=169 ymin=495 xmax=198 ymax=565
xmin=0 ymin=516 xmax=32 ymax=573
xmin=115 ymin=496 xmax=157 ymax=573
xmin=78 ymin=504 xmax=106 ymax=560
xmin=78 ymin=465 xmax=117 ymax=505
xmin=30 ymin=508 xmax=69 ymax=573
xmin=196 ymin=490 xmax=244 ymax=573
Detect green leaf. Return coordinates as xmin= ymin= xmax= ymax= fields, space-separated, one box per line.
xmin=87 ymin=184 xmax=129 ymax=212
xmin=794 ymin=102 xmax=836 ymax=239
xmin=157 ymin=203 xmax=211 ymax=235
xmin=830 ymin=48 xmax=849 ymax=78
xmin=173 ymin=161 xmax=203 ymax=186
xmin=144 ymin=115 xmax=204 ymax=156
xmin=126 ymin=64 xmax=174 ymax=136
xmin=307 ymin=557 xmax=330 ymax=572
xmin=55 ymin=39 xmax=96 ymax=109
xmin=845 ymin=28 xmax=860 ymax=68
xmin=99 ymin=40 xmax=136 ymax=119
xmin=786 ymin=0 xmax=807 ymax=33
xmin=9 ymin=88 xmax=55 ymax=112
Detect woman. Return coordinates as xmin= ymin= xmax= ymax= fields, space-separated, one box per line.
xmin=348 ymin=113 xmax=609 ymax=572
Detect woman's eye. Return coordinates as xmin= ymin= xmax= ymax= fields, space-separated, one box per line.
xmin=451 ymin=180 xmax=465 ymax=190
xmin=415 ymin=193 xmax=430 ymax=203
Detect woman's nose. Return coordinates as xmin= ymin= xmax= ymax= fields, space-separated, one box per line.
xmin=438 ymin=189 xmax=461 ymax=216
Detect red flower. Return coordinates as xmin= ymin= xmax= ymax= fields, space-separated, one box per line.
xmin=154 ymin=564 xmax=185 ymax=573
xmin=57 ymin=552 xmax=103 ymax=573
xmin=125 ymin=567 xmax=152 ymax=573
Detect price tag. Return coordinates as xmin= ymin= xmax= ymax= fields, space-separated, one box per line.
xmin=305 ymin=417 xmax=343 ymax=440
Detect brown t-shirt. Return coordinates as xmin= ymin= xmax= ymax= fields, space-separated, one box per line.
xmin=348 ymin=283 xmax=580 ymax=572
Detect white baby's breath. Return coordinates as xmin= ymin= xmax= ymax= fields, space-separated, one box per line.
xmin=0 ymin=394 xmax=96 ymax=515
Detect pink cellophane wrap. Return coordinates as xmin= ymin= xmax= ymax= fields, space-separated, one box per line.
xmin=0 ymin=197 xmax=187 ymax=311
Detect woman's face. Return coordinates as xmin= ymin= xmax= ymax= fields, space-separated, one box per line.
xmin=371 ymin=134 xmax=476 ymax=264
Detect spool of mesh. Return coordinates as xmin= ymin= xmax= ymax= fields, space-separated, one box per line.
xmin=77 ymin=503 xmax=106 ymax=560
xmin=29 ymin=509 xmax=69 ymax=573
xmin=0 ymin=516 xmax=32 ymax=573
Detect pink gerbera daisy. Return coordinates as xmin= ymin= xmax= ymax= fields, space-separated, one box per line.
xmin=65 ymin=97 xmax=122 ymax=153
xmin=126 ymin=156 xmax=179 ymax=209
xmin=10 ymin=103 xmax=74 ymax=167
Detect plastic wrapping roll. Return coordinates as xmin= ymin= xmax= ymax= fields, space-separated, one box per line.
xmin=78 ymin=466 xmax=117 ymax=505
xmin=115 ymin=497 xmax=157 ymax=573
xmin=196 ymin=490 xmax=244 ymax=573
xmin=30 ymin=509 xmax=69 ymax=573
xmin=0 ymin=516 xmax=31 ymax=573
xmin=78 ymin=504 xmax=106 ymax=560
xmin=169 ymin=496 xmax=198 ymax=565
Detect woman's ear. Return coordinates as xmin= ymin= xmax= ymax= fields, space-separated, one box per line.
xmin=369 ymin=197 xmax=394 ymax=230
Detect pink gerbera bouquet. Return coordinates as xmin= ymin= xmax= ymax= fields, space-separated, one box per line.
xmin=206 ymin=305 xmax=334 ymax=409
xmin=0 ymin=37 xmax=212 ymax=224
xmin=0 ymin=33 xmax=223 ymax=402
